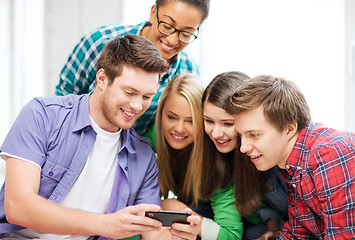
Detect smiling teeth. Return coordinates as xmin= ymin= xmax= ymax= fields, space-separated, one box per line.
xmin=217 ymin=139 xmax=229 ymax=144
xmin=162 ymin=42 xmax=174 ymax=50
xmin=123 ymin=109 xmax=135 ymax=117
xmin=172 ymin=134 xmax=185 ymax=140
xmin=250 ymin=155 xmax=261 ymax=159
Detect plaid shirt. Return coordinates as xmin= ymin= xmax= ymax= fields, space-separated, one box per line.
xmin=277 ymin=122 xmax=355 ymax=240
xmin=55 ymin=21 xmax=200 ymax=135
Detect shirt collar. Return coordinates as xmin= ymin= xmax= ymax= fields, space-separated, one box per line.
xmin=73 ymin=93 xmax=92 ymax=132
xmin=73 ymin=93 xmax=138 ymax=154
xmin=168 ymin=54 xmax=180 ymax=72
xmin=137 ymin=21 xmax=149 ymax=35
xmin=120 ymin=129 xmax=137 ymax=154
xmin=285 ymin=122 xmax=315 ymax=173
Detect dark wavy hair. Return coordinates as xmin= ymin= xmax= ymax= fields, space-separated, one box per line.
xmin=195 ymin=71 xmax=269 ymax=216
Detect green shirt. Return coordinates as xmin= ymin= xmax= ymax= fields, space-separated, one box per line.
xmin=143 ymin=123 xmax=157 ymax=151
xmin=211 ymin=184 xmax=243 ymax=239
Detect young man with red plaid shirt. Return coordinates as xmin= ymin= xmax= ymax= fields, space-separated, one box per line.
xmin=227 ymin=75 xmax=355 ymax=239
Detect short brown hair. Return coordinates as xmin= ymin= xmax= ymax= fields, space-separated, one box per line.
xmin=226 ymin=75 xmax=311 ymax=132
xmin=96 ymin=35 xmax=169 ymax=84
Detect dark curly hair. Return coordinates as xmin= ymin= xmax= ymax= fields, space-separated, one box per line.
xmin=156 ymin=0 xmax=210 ymax=23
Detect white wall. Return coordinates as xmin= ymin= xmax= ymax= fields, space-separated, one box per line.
xmin=121 ymin=0 xmax=348 ymax=130
xmin=0 ymin=0 xmax=11 ymax=146
xmin=0 ymin=0 xmax=12 ymax=183
xmin=200 ymin=0 xmax=345 ymax=130
xmin=0 ymin=0 xmax=45 ymax=182
xmin=44 ymin=0 xmax=124 ymax=96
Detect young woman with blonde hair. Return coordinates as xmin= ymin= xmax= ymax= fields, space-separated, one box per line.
xmin=155 ymin=73 xmax=205 ymax=203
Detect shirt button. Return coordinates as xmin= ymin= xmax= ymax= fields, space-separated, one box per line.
xmin=49 ymin=171 xmax=54 ymax=176
xmin=68 ymin=102 xmax=72 ymax=106
xmin=296 ymin=166 xmax=302 ymax=171
xmin=125 ymin=167 xmax=128 ymax=171
xmin=292 ymin=184 xmax=297 ymax=188
xmin=285 ymin=165 xmax=290 ymax=170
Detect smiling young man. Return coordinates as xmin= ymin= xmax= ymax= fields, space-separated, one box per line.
xmin=0 ymin=35 xmax=201 ymax=240
xmin=226 ymin=75 xmax=355 ymax=239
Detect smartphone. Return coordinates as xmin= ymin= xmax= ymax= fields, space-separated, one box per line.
xmin=145 ymin=210 xmax=191 ymax=227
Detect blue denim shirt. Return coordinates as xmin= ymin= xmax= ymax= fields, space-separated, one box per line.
xmin=0 ymin=94 xmax=160 ymax=236
xmin=257 ymin=166 xmax=288 ymax=225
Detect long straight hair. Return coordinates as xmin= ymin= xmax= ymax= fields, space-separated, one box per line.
xmin=194 ymin=71 xmax=267 ymax=215
xmin=156 ymin=73 xmax=205 ymax=203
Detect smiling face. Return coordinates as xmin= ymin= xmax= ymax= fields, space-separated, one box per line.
xmin=203 ymin=102 xmax=238 ymax=153
xmin=143 ymin=1 xmax=203 ymax=62
xmin=91 ymin=66 xmax=159 ymax=132
xmin=161 ymin=91 xmax=194 ymax=150
xmin=233 ymin=106 xmax=298 ymax=171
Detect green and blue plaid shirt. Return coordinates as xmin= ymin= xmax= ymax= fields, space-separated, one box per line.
xmin=56 ymin=21 xmax=200 ymax=135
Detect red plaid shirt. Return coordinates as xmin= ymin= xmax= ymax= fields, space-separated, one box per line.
xmin=277 ymin=123 xmax=355 ymax=240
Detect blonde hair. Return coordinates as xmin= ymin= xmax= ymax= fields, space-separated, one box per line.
xmin=156 ymin=73 xmax=205 ymax=203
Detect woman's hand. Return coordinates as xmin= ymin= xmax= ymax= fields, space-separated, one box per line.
xmin=169 ymin=208 xmax=201 ymax=240
xmin=161 ymin=199 xmax=203 ymax=239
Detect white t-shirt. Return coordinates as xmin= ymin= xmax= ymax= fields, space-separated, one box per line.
xmin=13 ymin=117 xmax=121 ymax=239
